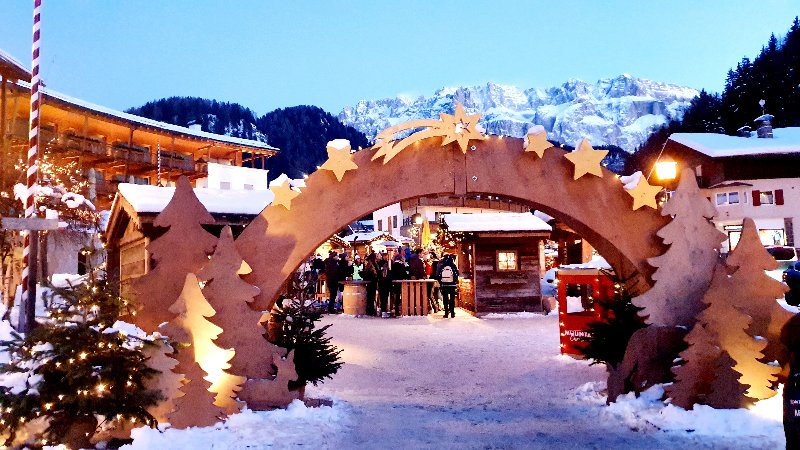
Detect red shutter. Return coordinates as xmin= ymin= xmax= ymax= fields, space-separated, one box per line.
xmin=776 ymin=189 xmax=785 ymax=205
xmin=752 ymin=190 xmax=761 ymax=206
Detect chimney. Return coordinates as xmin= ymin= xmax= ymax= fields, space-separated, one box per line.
xmin=736 ymin=125 xmax=752 ymax=138
xmin=754 ymin=114 xmax=774 ymax=139
xmin=187 ymin=120 xmax=202 ymax=131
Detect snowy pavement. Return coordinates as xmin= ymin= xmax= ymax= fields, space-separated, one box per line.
xmin=122 ymin=310 xmax=783 ymax=449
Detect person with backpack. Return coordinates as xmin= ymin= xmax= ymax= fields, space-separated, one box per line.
xmin=436 ymin=254 xmax=460 ymax=318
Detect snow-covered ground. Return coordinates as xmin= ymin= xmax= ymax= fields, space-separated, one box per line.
xmin=120 ymin=310 xmax=784 ymax=449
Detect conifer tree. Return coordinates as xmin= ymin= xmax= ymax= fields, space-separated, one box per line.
xmin=633 ymin=168 xmax=725 ymax=327
xmin=132 ymin=176 xmax=217 ymax=332
xmin=198 ymin=226 xmax=281 ymax=380
xmin=667 ymin=316 xmax=719 ymax=409
xmin=705 ymin=352 xmax=749 ymax=409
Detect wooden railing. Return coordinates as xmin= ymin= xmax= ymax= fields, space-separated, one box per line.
xmin=393 ymin=280 xmax=439 ymax=316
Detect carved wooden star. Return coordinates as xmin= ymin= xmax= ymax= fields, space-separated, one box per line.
xmin=524 ymin=130 xmax=552 ymax=158
xmin=319 ymin=140 xmax=358 ymax=181
xmin=270 ymin=179 xmax=300 ymax=210
xmin=626 ymin=176 xmax=663 ymax=210
xmin=440 ymin=103 xmax=485 ymax=153
xmin=564 ymin=138 xmax=608 ymax=180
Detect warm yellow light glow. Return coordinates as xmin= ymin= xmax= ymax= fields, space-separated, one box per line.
xmin=748 ymin=384 xmax=784 ymax=422
xmin=79 ymin=352 xmax=88 ymax=360
xmin=654 ymin=159 xmax=678 ymax=180
xmin=96 ymin=383 xmax=106 ymax=393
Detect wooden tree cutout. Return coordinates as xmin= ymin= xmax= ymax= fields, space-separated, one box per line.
xmin=238 ymin=349 xmax=300 ymax=410
xmin=667 ymin=262 xmax=779 ymax=408
xmin=725 ymin=218 xmax=792 ymax=364
xmin=168 ymin=359 xmax=226 ymax=429
xmin=633 ymin=168 xmax=726 ymax=327
xmin=165 ymin=273 xmax=241 ymax=417
xmin=132 ymin=176 xmax=217 ymax=332
xmin=143 ymin=339 xmax=183 ymax=424
xmin=198 ymin=226 xmax=281 ymax=380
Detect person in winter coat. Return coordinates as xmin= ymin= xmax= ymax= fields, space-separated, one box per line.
xmin=786 ymin=262 xmax=800 ymax=306
xmin=408 ymin=248 xmax=426 ymax=280
xmin=376 ymin=252 xmax=392 ymax=315
xmin=436 ymin=254 xmax=460 ymax=318
xmin=352 ymin=255 xmax=364 ymax=281
xmin=389 ymin=254 xmax=409 ymax=316
xmin=781 ymin=313 xmax=800 ymax=448
xmin=324 ymin=252 xmax=340 ymax=313
xmin=361 ymin=253 xmax=379 ymax=315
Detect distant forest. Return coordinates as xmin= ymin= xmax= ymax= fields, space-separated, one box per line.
xmin=628 ymin=17 xmax=800 ymax=172
xmin=126 ymin=100 xmax=369 ymax=180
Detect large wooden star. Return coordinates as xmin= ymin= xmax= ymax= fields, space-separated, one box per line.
xmin=440 ymin=104 xmax=485 ymax=153
xmin=626 ymin=176 xmax=663 ymax=210
xmin=270 ymin=179 xmax=300 ymax=210
xmin=319 ymin=140 xmax=358 ymax=181
xmin=524 ymin=130 xmax=552 ymax=158
xmin=564 ymin=138 xmax=608 ymax=180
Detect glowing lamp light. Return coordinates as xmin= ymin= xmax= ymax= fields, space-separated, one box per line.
xmin=412 ymin=213 xmax=423 ymax=225
xmin=654 ymin=157 xmax=678 ymax=181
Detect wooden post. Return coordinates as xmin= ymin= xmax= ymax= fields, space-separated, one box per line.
xmin=1 ymin=75 xmax=6 ymax=191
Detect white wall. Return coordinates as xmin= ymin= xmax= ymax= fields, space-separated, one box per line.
xmin=705 ymin=177 xmax=800 ymax=252
xmin=373 ymin=203 xmax=403 ymax=234
xmin=197 ymin=163 xmax=270 ymax=190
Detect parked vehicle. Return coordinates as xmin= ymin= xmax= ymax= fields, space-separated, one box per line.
xmin=766 ymin=245 xmax=799 ymax=271
xmin=784 ymin=262 xmax=800 ymax=307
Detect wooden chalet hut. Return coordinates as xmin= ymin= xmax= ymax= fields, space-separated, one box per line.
xmin=105 ymin=183 xmax=272 ymax=296
xmin=442 ymin=213 xmax=552 ymax=315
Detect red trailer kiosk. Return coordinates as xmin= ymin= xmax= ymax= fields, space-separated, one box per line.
xmin=556 ymin=267 xmax=616 ymax=356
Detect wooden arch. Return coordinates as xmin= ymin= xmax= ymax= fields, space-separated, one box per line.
xmin=236 ymin=135 xmax=669 ymax=311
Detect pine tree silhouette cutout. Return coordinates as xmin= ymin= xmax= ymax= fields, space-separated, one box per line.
xmin=168 ymin=359 xmax=225 ymax=429
xmin=198 ymin=226 xmax=281 ymax=380
xmin=133 ymin=176 xmax=217 ymax=332
xmin=165 ymin=273 xmax=239 ymax=418
xmin=143 ymin=339 xmax=183 ymax=424
xmin=706 ymin=351 xmax=751 ymax=409
xmin=667 ymin=316 xmax=719 ymax=409
xmin=633 ymin=168 xmax=726 ymax=327
xmin=668 ymin=262 xmax=780 ymax=408
xmin=725 ymin=218 xmax=792 ymax=365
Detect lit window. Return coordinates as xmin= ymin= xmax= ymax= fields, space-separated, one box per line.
xmin=760 ymin=191 xmax=774 ymax=205
xmin=497 ymin=251 xmax=518 ymax=271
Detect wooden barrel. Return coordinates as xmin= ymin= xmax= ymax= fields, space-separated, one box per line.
xmin=342 ymin=281 xmax=367 ymax=315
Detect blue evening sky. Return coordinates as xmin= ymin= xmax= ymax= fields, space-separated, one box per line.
xmin=0 ymin=1 xmax=797 ymax=115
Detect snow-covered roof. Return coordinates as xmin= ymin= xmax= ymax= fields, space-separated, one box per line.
xmin=558 ymin=256 xmax=612 ymax=270
xmin=15 ymin=81 xmax=278 ymax=152
xmin=0 ymin=48 xmax=30 ymax=81
xmin=669 ymin=127 xmax=800 ymax=158
xmin=342 ymin=231 xmax=405 ymax=243
xmin=117 ymin=183 xmax=273 ymax=215
xmin=443 ymin=213 xmax=552 ymax=233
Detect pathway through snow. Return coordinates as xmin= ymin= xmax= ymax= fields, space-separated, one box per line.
xmin=125 ymin=310 xmax=783 ymax=449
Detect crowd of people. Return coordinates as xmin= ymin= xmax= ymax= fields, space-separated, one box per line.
xmin=301 ymin=246 xmax=460 ymax=318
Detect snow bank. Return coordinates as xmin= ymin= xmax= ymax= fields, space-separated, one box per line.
xmin=122 ymin=400 xmax=352 ymax=450
xmin=577 ymin=382 xmax=784 ymax=446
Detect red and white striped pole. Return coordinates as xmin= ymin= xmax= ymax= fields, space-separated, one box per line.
xmin=19 ymin=0 xmax=43 ymax=332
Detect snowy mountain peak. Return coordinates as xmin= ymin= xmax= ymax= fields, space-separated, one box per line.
xmin=338 ymin=75 xmax=698 ymax=153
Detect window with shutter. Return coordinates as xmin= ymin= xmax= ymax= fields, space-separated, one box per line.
xmin=776 ymin=189 xmax=785 ymax=205
xmin=752 ymin=190 xmax=761 ymax=206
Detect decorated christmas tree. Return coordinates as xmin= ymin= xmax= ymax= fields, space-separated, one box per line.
xmin=633 ymin=167 xmax=725 ymax=327
xmin=132 ymin=176 xmax=217 ymax=332
xmin=164 ymin=273 xmax=240 ymax=416
xmin=0 ymin=267 xmax=162 ymax=447
xmin=725 ymin=218 xmax=792 ymax=364
xmin=198 ymin=226 xmax=281 ymax=380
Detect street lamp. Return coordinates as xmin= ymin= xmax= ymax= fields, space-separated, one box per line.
xmin=654 ymin=155 xmax=678 ymax=181
xmin=412 ymin=212 xmax=423 ymax=225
